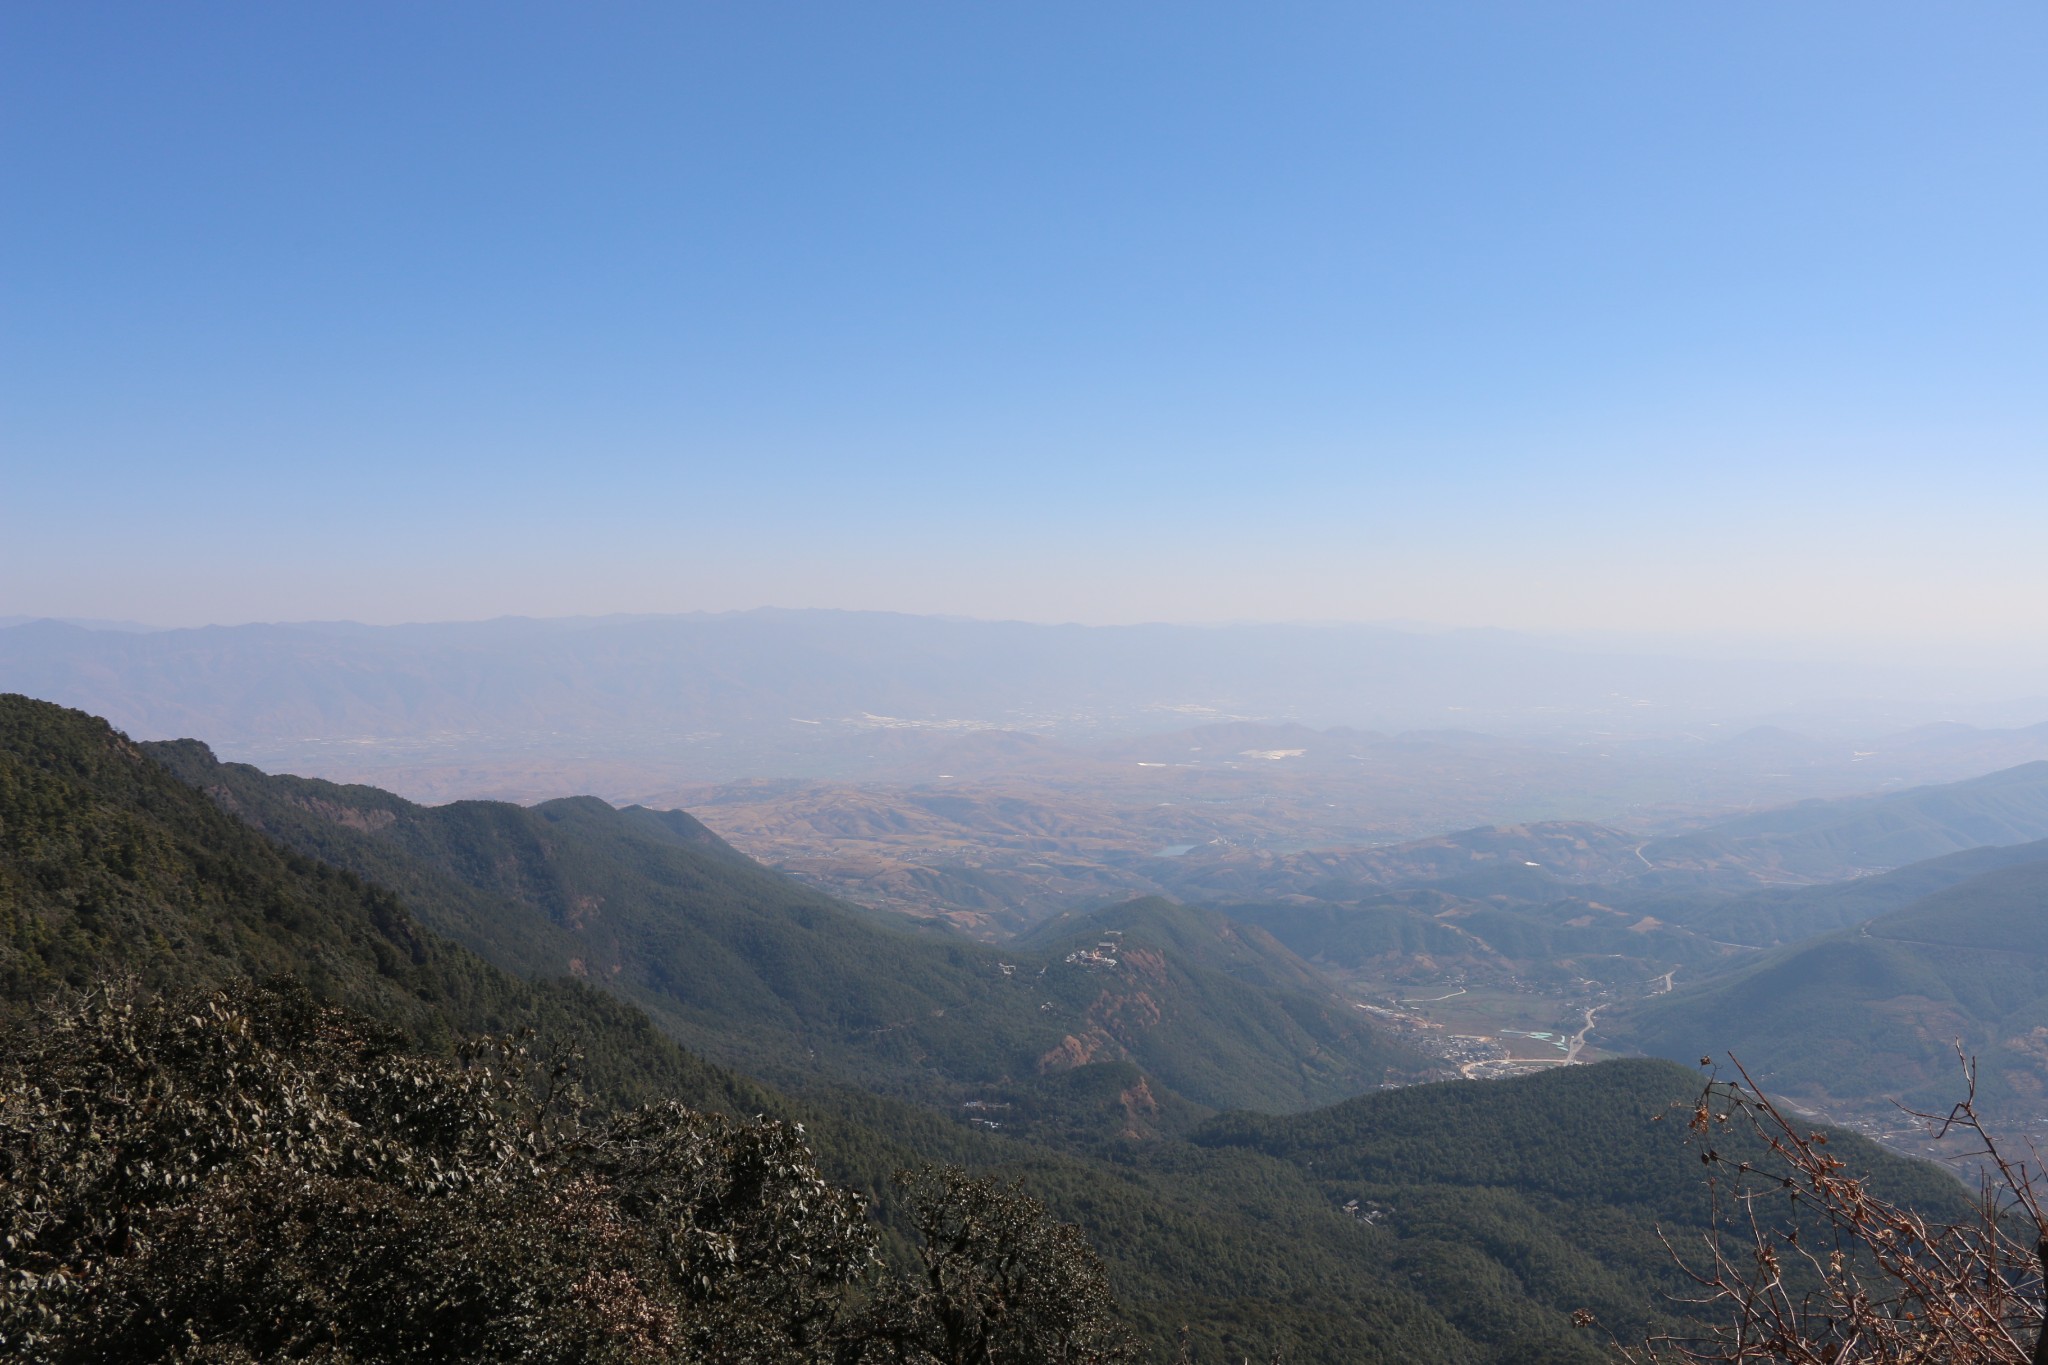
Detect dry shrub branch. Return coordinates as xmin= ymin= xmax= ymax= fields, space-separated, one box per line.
xmin=1619 ymin=1055 xmax=2048 ymax=1365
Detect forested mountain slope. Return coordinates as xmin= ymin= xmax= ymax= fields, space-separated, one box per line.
xmin=1607 ymin=855 xmax=2048 ymax=1115
xmin=1016 ymin=898 xmax=1421 ymax=1109
xmin=1190 ymin=1059 xmax=1964 ymax=1354
xmin=147 ymin=739 xmax=1424 ymax=1111
xmin=0 ymin=693 xmax=761 ymax=1113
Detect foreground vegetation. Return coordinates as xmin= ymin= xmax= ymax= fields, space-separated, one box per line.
xmin=0 ymin=979 xmax=1135 ymax=1363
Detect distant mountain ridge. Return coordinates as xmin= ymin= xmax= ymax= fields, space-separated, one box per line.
xmin=1176 ymin=759 xmax=2048 ymax=909
xmin=1635 ymin=837 xmax=2048 ymax=948
xmin=1637 ymin=760 xmax=2048 ymax=882
xmin=1156 ymin=821 xmax=1645 ymax=900
xmin=14 ymin=610 xmax=2048 ymax=939
xmin=7 ymin=609 xmax=2038 ymax=773
xmin=661 ymin=741 xmax=2048 ymax=931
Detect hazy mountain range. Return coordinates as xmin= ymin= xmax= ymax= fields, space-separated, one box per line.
xmin=147 ymin=734 xmax=1426 ymax=1114
xmin=4 ymin=612 xmax=2044 ymax=790
xmin=641 ymin=740 xmax=2048 ymax=932
xmin=11 ymin=611 xmax=2048 ymax=946
xmin=25 ymin=676 xmax=2048 ymax=1349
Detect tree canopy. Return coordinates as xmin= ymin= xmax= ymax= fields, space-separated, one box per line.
xmin=0 ymin=979 xmax=1138 ymax=1364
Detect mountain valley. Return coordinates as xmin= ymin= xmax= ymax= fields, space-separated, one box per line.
xmin=9 ymin=690 xmax=1991 ymax=1362
xmin=14 ymin=683 xmax=2048 ymax=1356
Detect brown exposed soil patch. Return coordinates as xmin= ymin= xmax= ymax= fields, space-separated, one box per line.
xmin=288 ymin=794 xmax=398 ymax=833
xmin=1036 ymin=1034 xmax=1103 ymax=1072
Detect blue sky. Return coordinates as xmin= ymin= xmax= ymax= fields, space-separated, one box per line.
xmin=4 ymin=3 xmax=2044 ymax=642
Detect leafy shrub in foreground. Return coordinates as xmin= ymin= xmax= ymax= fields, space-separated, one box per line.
xmin=0 ymin=979 xmax=1137 ymax=1364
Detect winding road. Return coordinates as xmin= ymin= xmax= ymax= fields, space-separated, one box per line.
xmin=1565 ymin=1004 xmax=1604 ymax=1061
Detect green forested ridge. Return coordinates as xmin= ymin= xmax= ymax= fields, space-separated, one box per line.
xmin=1186 ymin=1061 xmax=1970 ymax=1358
xmin=1195 ymin=1059 xmax=1957 ymax=1216
xmin=0 ymin=694 xmax=1976 ymax=1363
xmin=0 ymin=695 xmax=781 ymax=1115
xmin=1621 ymin=837 xmax=2048 ymax=949
xmin=147 ymin=738 xmax=1424 ymax=1113
xmin=1607 ymin=854 xmax=2048 ymax=1111
xmin=1012 ymin=898 xmax=1421 ymax=1109
xmin=0 ymin=695 xmax=1045 ymax=1220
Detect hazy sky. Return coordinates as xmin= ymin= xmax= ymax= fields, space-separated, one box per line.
xmin=4 ymin=4 xmax=2045 ymax=643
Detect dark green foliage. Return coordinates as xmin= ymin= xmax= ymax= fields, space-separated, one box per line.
xmin=0 ymin=697 xmax=436 ymax=1010
xmin=870 ymin=1168 xmax=1140 ymax=1365
xmin=0 ymin=981 xmax=866 ymax=1361
xmin=1185 ymin=1061 xmax=1968 ymax=1360
xmin=1194 ymin=1059 xmax=1960 ymax=1219
xmin=0 ymin=696 xmax=976 ymax=1260
xmin=0 ymin=980 xmax=1136 ymax=1364
xmin=969 ymin=1060 xmax=1215 ymax=1149
xmin=0 ymin=694 xmax=772 ymax=1113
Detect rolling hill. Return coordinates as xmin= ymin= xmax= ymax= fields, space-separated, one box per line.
xmin=1166 ymin=768 xmax=2048 ymax=1017
xmin=1638 ymin=760 xmax=2048 ymax=883
xmin=1606 ymin=854 xmax=2048 ymax=1119
xmin=1630 ymin=836 xmax=2048 ymax=948
xmin=1216 ymin=881 xmax=1729 ymax=993
xmin=1015 ymin=898 xmax=1422 ymax=1110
